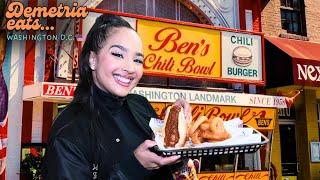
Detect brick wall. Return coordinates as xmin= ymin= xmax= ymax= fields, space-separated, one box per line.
xmin=261 ymin=0 xmax=282 ymax=36
xmin=261 ymin=0 xmax=320 ymax=43
xmin=239 ymin=0 xmax=261 ymax=31
xmin=304 ymin=0 xmax=320 ymax=43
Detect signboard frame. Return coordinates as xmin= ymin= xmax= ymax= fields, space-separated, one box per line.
xmin=84 ymin=8 xmax=266 ymax=86
xmin=310 ymin=141 xmax=320 ymax=163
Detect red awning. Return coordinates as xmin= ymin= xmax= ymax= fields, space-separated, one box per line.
xmin=265 ymin=36 xmax=320 ymax=61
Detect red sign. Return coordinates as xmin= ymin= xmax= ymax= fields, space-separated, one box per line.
xmin=42 ymin=83 xmax=76 ymax=97
xmin=293 ymin=58 xmax=320 ymax=87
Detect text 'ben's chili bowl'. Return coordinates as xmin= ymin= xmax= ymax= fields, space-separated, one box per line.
xmin=137 ymin=19 xmax=221 ymax=79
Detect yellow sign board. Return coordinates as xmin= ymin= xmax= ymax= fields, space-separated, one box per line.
xmin=137 ymin=19 xmax=221 ymax=79
xmin=197 ymin=171 xmax=269 ymax=180
xmin=242 ymin=107 xmax=275 ymax=130
xmin=150 ymin=103 xmax=276 ymax=130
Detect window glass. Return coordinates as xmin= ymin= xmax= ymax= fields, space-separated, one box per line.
xmin=292 ymin=0 xmax=300 ymax=9
xmin=180 ymin=3 xmax=201 ymax=23
xmin=280 ymin=0 xmax=305 ymax=35
xmin=96 ymin=0 xmax=119 ymax=11
xmin=123 ymin=0 xmax=146 ymax=15
xmin=155 ymin=0 xmax=176 ymax=19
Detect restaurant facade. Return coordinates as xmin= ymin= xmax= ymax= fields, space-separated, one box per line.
xmin=261 ymin=0 xmax=320 ymax=180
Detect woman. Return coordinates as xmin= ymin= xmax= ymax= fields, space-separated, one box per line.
xmin=43 ymin=14 xmax=191 ymax=179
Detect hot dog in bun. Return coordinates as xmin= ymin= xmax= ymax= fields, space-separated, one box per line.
xmin=163 ymin=105 xmax=188 ymax=148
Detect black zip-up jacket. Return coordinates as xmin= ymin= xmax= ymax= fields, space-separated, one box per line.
xmin=43 ymin=86 xmax=173 ymax=180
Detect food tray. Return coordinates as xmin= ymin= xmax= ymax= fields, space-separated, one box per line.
xmin=152 ymin=126 xmax=269 ymax=157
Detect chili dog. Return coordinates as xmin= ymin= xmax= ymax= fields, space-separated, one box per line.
xmin=163 ymin=105 xmax=188 ymax=148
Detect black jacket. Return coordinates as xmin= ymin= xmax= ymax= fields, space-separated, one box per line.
xmin=43 ymin=93 xmax=173 ymax=180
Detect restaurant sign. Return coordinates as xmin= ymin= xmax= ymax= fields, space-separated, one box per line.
xmin=136 ymin=19 xmax=263 ymax=84
xmin=221 ymin=31 xmax=262 ymax=81
xmin=197 ymin=171 xmax=269 ymax=180
xmin=293 ymin=58 xmax=320 ymax=87
xmin=23 ymin=83 xmax=287 ymax=109
xmin=137 ymin=19 xmax=221 ymax=80
xmin=42 ymin=82 xmax=76 ymax=98
xmin=82 ymin=11 xmax=264 ymax=85
xmin=151 ymin=103 xmax=276 ymax=130
xmin=132 ymin=87 xmax=288 ymax=108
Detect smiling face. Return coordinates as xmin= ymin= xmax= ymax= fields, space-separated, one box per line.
xmin=90 ymin=27 xmax=144 ymax=97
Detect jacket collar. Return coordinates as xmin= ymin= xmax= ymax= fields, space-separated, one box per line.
xmin=91 ymin=85 xmax=153 ymax=144
xmin=92 ymin=84 xmax=126 ymax=115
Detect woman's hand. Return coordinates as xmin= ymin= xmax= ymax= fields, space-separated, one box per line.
xmin=134 ymin=140 xmax=180 ymax=170
xmin=174 ymin=98 xmax=192 ymax=122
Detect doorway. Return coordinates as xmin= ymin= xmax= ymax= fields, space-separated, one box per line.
xmin=279 ymin=121 xmax=298 ymax=179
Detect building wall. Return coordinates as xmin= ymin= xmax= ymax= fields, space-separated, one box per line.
xmin=304 ymin=0 xmax=320 ymax=42
xmin=261 ymin=0 xmax=320 ymax=43
xmin=261 ymin=0 xmax=283 ymax=37
xmin=239 ymin=0 xmax=261 ymax=31
xmin=271 ymin=116 xmax=282 ymax=179
xmin=295 ymin=89 xmax=320 ymax=180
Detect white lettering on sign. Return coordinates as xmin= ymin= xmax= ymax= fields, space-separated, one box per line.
xmin=297 ymin=64 xmax=320 ymax=82
xmin=249 ymin=96 xmax=271 ymax=106
xmin=248 ymin=96 xmax=286 ymax=107
xmin=43 ymin=84 xmax=76 ymax=97
xmin=273 ymin=97 xmax=286 ymax=107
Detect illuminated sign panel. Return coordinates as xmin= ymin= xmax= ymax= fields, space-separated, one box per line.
xmin=137 ymin=19 xmax=221 ymax=79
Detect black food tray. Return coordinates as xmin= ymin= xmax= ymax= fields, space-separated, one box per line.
xmin=152 ymin=126 xmax=269 ymax=157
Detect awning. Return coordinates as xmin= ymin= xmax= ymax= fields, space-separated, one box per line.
xmin=265 ymin=36 xmax=320 ymax=61
xmin=265 ymin=36 xmax=320 ymax=87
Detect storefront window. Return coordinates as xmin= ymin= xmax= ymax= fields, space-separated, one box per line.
xmin=96 ymin=0 xmax=203 ymax=23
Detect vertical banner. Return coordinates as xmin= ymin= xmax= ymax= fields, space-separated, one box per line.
xmin=0 ymin=31 xmax=8 ymax=177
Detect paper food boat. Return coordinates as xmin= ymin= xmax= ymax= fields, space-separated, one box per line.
xmin=149 ymin=118 xmax=269 ymax=157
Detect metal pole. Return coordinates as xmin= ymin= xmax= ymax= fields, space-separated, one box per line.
xmin=234 ymin=154 xmax=239 ymax=180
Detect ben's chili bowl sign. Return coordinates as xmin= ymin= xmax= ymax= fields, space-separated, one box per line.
xmin=137 ymin=19 xmax=221 ymax=79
